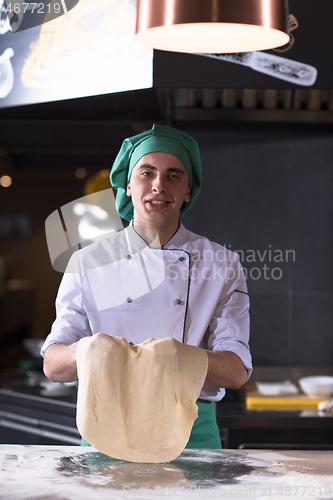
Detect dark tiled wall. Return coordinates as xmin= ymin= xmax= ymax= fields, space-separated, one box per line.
xmin=181 ymin=123 xmax=333 ymax=367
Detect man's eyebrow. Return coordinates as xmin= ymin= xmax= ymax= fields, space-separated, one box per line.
xmin=137 ymin=164 xmax=186 ymax=175
xmin=166 ymin=167 xmax=186 ymax=175
xmin=137 ymin=164 xmax=157 ymax=171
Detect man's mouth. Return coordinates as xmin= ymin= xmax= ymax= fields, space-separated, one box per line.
xmin=146 ymin=199 xmax=170 ymax=208
xmin=149 ymin=200 xmax=168 ymax=205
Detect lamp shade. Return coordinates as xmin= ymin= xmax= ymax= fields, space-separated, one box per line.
xmin=135 ymin=0 xmax=290 ymax=53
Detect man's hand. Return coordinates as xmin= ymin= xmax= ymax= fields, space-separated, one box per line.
xmin=43 ymin=343 xmax=78 ymax=383
xmin=205 ymin=351 xmax=248 ymax=390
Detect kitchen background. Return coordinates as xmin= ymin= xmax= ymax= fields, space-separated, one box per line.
xmin=0 ymin=0 xmax=332 ymax=376
xmin=0 ymin=94 xmax=332 ymax=373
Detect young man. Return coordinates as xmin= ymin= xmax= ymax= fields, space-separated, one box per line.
xmin=42 ymin=124 xmax=252 ymax=449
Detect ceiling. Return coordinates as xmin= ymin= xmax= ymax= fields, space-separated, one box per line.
xmin=0 ymin=86 xmax=333 ymax=180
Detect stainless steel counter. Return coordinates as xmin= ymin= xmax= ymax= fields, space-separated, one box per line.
xmin=217 ymin=367 xmax=333 ymax=449
xmin=1 ymin=368 xmax=333 ymax=449
xmin=0 ymin=445 xmax=332 ymax=500
xmin=0 ymin=371 xmax=80 ymax=445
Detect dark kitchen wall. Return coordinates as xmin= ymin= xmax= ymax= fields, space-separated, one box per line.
xmin=0 ymin=173 xmax=85 ymax=371
xmin=1 ymin=120 xmax=332 ymax=370
xmin=180 ymin=121 xmax=333 ymax=367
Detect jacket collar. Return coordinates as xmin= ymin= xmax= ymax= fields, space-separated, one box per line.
xmin=162 ymin=223 xmax=187 ymax=249
xmin=128 ymin=220 xmax=187 ymax=250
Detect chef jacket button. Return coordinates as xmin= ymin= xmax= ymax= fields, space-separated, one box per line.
xmin=179 ymin=256 xmax=186 ymax=262
xmin=175 ymin=299 xmax=182 ymax=305
xmin=126 ymin=254 xmax=132 ymax=260
xmin=126 ymin=297 xmax=132 ymax=303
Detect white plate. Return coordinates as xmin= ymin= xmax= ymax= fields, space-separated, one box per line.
xmin=255 ymin=380 xmax=299 ymax=396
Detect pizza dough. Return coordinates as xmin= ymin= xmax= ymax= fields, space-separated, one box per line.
xmin=76 ymin=333 xmax=208 ymax=463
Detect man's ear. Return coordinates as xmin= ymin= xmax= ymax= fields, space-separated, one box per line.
xmin=126 ymin=182 xmax=131 ymax=197
xmin=185 ymin=188 xmax=190 ymax=203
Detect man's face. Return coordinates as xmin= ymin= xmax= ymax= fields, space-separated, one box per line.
xmin=126 ymin=152 xmax=190 ymax=230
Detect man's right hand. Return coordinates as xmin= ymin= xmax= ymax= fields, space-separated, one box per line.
xmin=43 ymin=343 xmax=78 ymax=383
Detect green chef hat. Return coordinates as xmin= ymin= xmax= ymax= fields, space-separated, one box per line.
xmin=110 ymin=124 xmax=202 ymax=221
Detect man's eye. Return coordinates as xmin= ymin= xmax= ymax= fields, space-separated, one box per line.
xmin=170 ymin=174 xmax=179 ymax=180
xmin=142 ymin=171 xmax=151 ymax=176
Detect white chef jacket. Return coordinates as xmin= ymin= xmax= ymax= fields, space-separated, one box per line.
xmin=41 ymin=223 xmax=252 ymax=402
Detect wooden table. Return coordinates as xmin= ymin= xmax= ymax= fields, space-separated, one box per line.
xmin=0 ymin=445 xmax=332 ymax=499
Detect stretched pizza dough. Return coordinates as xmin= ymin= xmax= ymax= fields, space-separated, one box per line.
xmin=76 ymin=333 xmax=208 ymax=463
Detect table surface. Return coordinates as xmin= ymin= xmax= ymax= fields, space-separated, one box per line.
xmin=1 ymin=445 xmax=332 ymax=500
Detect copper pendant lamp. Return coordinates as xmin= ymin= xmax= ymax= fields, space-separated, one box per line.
xmin=135 ymin=0 xmax=290 ymax=53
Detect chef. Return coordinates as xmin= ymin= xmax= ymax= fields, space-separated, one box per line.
xmin=41 ymin=124 xmax=252 ymax=449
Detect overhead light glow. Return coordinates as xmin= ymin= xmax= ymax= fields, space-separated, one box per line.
xmin=75 ymin=168 xmax=87 ymax=179
xmin=0 ymin=175 xmax=12 ymax=187
xmin=135 ymin=0 xmax=290 ymax=54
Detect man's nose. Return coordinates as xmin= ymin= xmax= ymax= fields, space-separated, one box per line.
xmin=152 ymin=175 xmax=166 ymax=192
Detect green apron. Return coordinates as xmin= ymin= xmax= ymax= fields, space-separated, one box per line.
xmin=81 ymin=399 xmax=221 ymax=450
xmin=186 ymin=399 xmax=222 ymax=449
